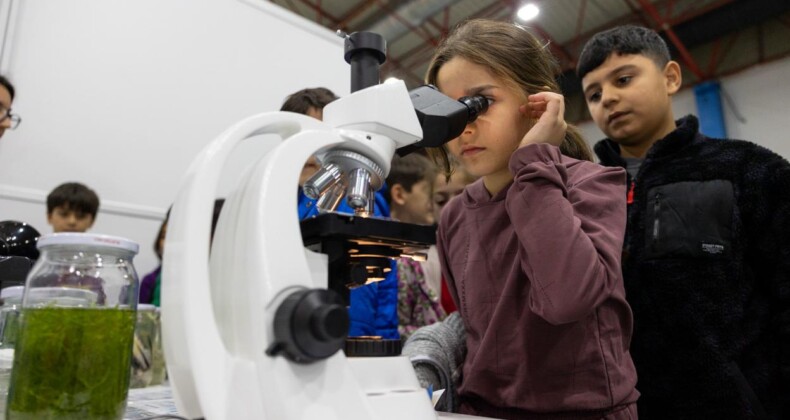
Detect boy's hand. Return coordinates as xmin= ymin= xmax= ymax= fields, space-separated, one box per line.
xmin=519 ymin=92 xmax=567 ymax=148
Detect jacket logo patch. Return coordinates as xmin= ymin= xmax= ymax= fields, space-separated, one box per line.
xmin=701 ymin=243 xmax=725 ymax=255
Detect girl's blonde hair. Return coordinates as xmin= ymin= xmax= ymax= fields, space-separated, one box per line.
xmin=425 ymin=19 xmax=592 ymax=176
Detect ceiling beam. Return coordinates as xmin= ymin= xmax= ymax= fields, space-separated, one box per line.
xmin=373 ymin=0 xmax=440 ymax=47
xmin=337 ymin=0 xmax=378 ymax=30
xmin=571 ymin=0 xmax=589 ymax=52
xmin=291 ymin=0 xmax=342 ymax=25
xmin=394 ymin=0 xmax=505 ymax=70
xmin=502 ymin=0 xmax=575 ymax=68
xmin=668 ymin=0 xmax=735 ymax=26
xmin=635 ymin=0 xmax=705 ymax=80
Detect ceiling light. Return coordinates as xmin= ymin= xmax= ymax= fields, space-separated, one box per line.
xmin=517 ymin=3 xmax=540 ymax=21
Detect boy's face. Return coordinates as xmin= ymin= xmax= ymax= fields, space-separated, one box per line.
xmin=581 ymin=53 xmax=681 ymax=152
xmin=48 ymin=205 xmax=95 ymax=233
xmin=392 ymin=179 xmax=435 ymax=226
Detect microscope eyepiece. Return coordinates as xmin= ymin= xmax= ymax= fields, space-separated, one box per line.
xmin=399 ymin=86 xmax=493 ymax=155
xmin=458 ymin=95 xmax=490 ymax=122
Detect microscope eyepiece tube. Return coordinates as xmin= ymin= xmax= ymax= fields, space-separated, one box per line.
xmin=303 ymin=163 xmax=343 ymax=200
xmin=346 ymin=168 xmax=371 ymax=210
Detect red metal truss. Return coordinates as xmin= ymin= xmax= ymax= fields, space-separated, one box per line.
xmin=635 ymin=0 xmax=705 ymax=80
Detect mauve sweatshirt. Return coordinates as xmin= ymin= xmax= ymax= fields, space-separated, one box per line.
xmin=438 ymin=143 xmax=639 ymax=419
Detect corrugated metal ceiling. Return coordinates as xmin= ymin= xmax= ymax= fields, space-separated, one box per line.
xmin=267 ymin=0 xmax=790 ymax=121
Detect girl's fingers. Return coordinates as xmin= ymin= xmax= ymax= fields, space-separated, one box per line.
xmin=520 ymin=92 xmax=567 ymax=148
xmin=528 ymin=101 xmax=547 ymax=112
xmin=543 ymin=95 xmax=561 ymax=121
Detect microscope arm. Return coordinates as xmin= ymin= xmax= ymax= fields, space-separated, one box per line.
xmin=162 ymin=111 xmax=331 ymax=419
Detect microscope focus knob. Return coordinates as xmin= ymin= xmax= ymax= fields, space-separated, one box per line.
xmin=268 ymin=289 xmax=349 ymax=363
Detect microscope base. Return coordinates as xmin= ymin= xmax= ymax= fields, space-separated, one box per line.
xmin=347 ymin=356 xmax=437 ymax=420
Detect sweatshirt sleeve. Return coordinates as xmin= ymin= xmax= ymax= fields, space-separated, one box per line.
xmin=505 ymin=143 xmax=627 ymax=325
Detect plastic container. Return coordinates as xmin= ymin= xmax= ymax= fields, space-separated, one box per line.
xmin=130 ymin=304 xmax=165 ymax=388
xmin=6 ymin=233 xmax=140 ymax=420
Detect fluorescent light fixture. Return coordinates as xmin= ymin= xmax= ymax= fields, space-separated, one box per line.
xmin=517 ymin=3 xmax=540 ymax=21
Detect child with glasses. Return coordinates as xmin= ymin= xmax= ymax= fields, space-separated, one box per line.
xmin=0 ymin=75 xmax=21 ymax=140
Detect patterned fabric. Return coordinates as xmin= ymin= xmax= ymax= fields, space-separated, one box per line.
xmin=397 ymin=257 xmax=446 ymax=340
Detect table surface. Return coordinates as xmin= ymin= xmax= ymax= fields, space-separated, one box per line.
xmin=124 ymin=385 xmax=498 ymax=420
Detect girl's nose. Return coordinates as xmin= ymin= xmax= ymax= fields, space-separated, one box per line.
xmin=462 ymin=120 xmax=476 ymax=136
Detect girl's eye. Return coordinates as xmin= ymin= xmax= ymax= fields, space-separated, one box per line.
xmin=587 ymin=91 xmax=601 ymax=103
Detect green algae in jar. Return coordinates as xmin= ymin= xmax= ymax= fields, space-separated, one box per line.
xmin=6 ymin=233 xmax=140 ymax=420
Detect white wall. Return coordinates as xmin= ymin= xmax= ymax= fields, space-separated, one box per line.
xmin=576 ymin=57 xmax=790 ymax=161
xmin=0 ymin=0 xmax=350 ymax=275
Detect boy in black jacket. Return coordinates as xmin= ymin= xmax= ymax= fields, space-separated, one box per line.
xmin=578 ymin=25 xmax=790 ymax=419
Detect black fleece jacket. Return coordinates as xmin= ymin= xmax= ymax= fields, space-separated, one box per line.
xmin=594 ymin=115 xmax=790 ymax=420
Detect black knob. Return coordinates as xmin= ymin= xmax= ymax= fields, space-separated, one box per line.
xmin=268 ymin=289 xmax=349 ymax=363
xmin=311 ymin=305 xmax=347 ymax=341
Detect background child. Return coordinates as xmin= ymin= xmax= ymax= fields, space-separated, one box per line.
xmin=281 ymin=87 xmax=391 ymax=220
xmin=405 ymin=19 xmax=638 ymax=419
xmin=139 ymin=209 xmax=169 ymax=305
xmin=578 ymin=25 xmax=790 ymax=419
xmin=431 ymin=162 xmax=475 ymax=222
xmin=280 ymin=87 xmax=338 ymax=189
xmin=140 ymin=199 xmax=224 ymax=306
xmin=429 ymin=162 xmax=476 ymax=314
xmin=46 ymin=182 xmax=99 ymax=233
xmin=282 ymin=87 xmax=398 ymax=339
xmin=385 ymin=153 xmax=446 ymax=340
xmin=0 ymin=75 xmax=20 ymax=141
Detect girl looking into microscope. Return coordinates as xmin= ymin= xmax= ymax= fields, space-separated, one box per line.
xmin=403 ymin=19 xmax=638 ymax=419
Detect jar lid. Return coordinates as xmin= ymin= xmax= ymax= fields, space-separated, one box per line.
xmin=0 ymin=285 xmax=24 ymax=300
xmin=37 ymin=233 xmax=139 ymax=255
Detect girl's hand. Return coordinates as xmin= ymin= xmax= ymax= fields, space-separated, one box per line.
xmin=519 ymin=92 xmax=567 ymax=148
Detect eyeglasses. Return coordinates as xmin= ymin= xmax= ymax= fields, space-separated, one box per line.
xmin=0 ymin=108 xmax=21 ymax=130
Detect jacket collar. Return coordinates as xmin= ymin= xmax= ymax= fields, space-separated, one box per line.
xmin=594 ymin=115 xmax=699 ymax=166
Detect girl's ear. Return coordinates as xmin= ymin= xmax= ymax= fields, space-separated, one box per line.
xmin=390 ymin=184 xmax=408 ymax=206
xmin=664 ymin=60 xmax=682 ymax=95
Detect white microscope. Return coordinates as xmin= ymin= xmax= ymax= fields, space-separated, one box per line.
xmin=161 ymin=31 xmax=487 ymax=420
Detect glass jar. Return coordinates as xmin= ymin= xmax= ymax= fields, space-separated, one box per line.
xmin=0 ymin=348 xmax=13 ymax=420
xmin=0 ymin=286 xmax=23 ymax=350
xmin=6 ymin=233 xmax=139 ymax=420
